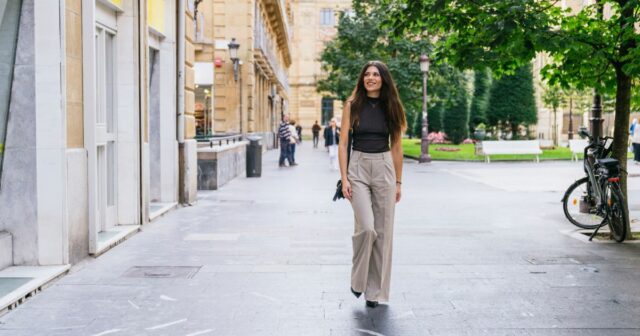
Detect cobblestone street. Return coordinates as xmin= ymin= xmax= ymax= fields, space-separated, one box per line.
xmin=1 ymin=143 xmax=640 ymax=336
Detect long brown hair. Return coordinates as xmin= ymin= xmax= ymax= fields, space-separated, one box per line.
xmin=348 ymin=60 xmax=407 ymax=145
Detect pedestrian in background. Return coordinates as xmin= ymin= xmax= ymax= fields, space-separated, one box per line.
xmin=632 ymin=119 xmax=640 ymax=164
xmin=278 ymin=115 xmax=294 ymax=167
xmin=324 ymin=117 xmax=340 ymax=170
xmin=295 ymin=122 xmax=302 ymax=144
xmin=312 ymin=121 xmax=322 ymax=148
xmin=339 ymin=60 xmax=406 ymax=308
xmin=289 ymin=119 xmax=299 ymax=165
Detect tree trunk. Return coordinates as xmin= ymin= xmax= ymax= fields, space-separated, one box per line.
xmin=553 ymin=107 xmax=558 ymax=146
xmin=611 ymin=0 xmax=636 ymax=240
xmin=511 ymin=123 xmax=519 ymax=140
xmin=612 ymin=65 xmax=633 ymax=239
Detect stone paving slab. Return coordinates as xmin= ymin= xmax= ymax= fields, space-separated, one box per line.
xmin=0 ymin=143 xmax=639 ymax=335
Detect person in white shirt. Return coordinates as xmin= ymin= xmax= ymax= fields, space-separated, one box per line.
xmin=288 ymin=120 xmax=299 ymax=165
xmin=324 ymin=118 xmax=340 ymax=170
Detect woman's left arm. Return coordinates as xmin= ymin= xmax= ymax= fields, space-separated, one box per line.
xmin=390 ymin=138 xmax=403 ymax=203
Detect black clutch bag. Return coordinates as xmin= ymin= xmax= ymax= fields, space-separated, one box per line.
xmin=333 ymin=130 xmax=352 ymax=201
xmin=333 ymin=180 xmax=345 ymax=201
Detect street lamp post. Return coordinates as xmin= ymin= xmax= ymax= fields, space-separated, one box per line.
xmin=419 ymin=54 xmax=432 ymax=163
xmin=591 ymin=90 xmax=603 ymax=139
xmin=228 ymin=38 xmax=240 ymax=81
xmin=590 ymin=0 xmax=604 ymax=140
xmin=228 ymin=38 xmax=242 ymax=134
xmin=568 ymin=96 xmax=574 ymax=140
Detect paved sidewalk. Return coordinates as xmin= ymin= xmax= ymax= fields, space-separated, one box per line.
xmin=1 ymin=142 xmax=640 ymax=335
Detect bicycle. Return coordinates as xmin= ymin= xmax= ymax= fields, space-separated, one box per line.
xmin=561 ymin=129 xmax=628 ymax=242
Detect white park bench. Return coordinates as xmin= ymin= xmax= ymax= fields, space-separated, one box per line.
xmin=568 ymin=139 xmax=589 ymax=162
xmin=481 ymin=140 xmax=543 ymax=163
xmin=539 ymin=139 xmax=554 ymax=149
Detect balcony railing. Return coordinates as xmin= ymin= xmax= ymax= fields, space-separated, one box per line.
xmin=254 ymin=3 xmax=290 ymax=93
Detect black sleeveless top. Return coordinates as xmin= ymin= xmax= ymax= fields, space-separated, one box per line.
xmin=352 ymin=96 xmax=390 ymax=153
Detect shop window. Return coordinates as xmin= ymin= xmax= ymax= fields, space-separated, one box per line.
xmin=195 ymin=85 xmax=213 ymax=136
xmin=0 ymin=1 xmax=23 ymax=184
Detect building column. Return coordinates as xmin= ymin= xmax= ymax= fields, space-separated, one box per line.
xmin=0 ymin=0 xmax=69 ymax=266
xmin=178 ymin=0 xmax=197 ymax=204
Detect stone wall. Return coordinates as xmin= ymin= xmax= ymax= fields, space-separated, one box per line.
xmin=66 ymin=149 xmax=88 ymax=264
xmin=197 ymin=142 xmax=247 ymax=190
xmin=0 ymin=0 xmax=38 ymax=265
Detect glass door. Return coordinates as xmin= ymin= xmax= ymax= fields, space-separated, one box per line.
xmin=95 ymin=26 xmax=117 ymax=231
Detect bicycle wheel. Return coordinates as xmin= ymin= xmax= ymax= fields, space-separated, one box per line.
xmin=606 ymin=183 xmax=628 ymax=243
xmin=562 ymin=177 xmax=603 ymax=229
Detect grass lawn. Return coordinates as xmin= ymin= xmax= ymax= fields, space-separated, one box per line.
xmin=402 ymin=139 xmax=587 ymax=161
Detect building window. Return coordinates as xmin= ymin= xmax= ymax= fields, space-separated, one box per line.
xmin=344 ymin=9 xmax=356 ymax=18
xmin=195 ymin=85 xmax=213 ymax=136
xmin=95 ymin=28 xmax=116 ymax=130
xmin=95 ymin=26 xmax=117 ymax=208
xmin=320 ymin=8 xmax=334 ymax=26
xmin=0 ymin=0 xmax=22 ymax=183
xmin=321 ymin=97 xmax=334 ymax=125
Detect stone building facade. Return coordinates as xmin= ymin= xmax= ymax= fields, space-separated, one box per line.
xmin=193 ymin=0 xmax=292 ymax=147
xmin=289 ymin=0 xmax=351 ymax=132
xmin=0 ymin=0 xmax=198 ymax=302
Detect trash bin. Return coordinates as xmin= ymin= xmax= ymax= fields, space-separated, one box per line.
xmin=246 ymin=135 xmax=262 ymax=177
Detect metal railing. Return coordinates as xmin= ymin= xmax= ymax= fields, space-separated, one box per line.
xmin=195 ymin=133 xmax=244 ymax=148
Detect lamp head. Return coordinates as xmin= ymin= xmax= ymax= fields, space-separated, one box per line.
xmin=228 ymin=38 xmax=240 ymax=61
xmin=419 ymin=54 xmax=430 ymax=73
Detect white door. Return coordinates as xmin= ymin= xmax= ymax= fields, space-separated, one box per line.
xmin=95 ymin=26 xmax=117 ymax=231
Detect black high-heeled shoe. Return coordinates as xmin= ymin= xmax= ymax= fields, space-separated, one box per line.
xmin=350 ymin=287 xmax=362 ymax=298
xmin=366 ymin=300 xmax=378 ymax=308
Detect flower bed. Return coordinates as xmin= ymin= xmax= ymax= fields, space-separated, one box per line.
xmin=435 ymin=147 xmax=461 ymax=152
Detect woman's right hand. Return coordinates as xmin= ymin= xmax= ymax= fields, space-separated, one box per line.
xmin=342 ymin=179 xmax=352 ymax=201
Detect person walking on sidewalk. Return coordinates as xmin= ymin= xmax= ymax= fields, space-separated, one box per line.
xmin=312 ymin=121 xmax=322 ymax=148
xmin=632 ymin=118 xmax=640 ymax=164
xmin=339 ymin=60 xmax=406 ymax=308
xmin=278 ymin=115 xmax=295 ymax=167
xmin=324 ymin=117 xmax=340 ymax=170
xmin=289 ymin=120 xmax=300 ymax=165
xmin=295 ymin=122 xmax=303 ymax=144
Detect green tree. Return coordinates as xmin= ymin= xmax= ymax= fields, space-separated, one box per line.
xmin=443 ymin=70 xmax=470 ymax=144
xmin=413 ymin=110 xmax=423 ymax=138
xmin=429 ymin=101 xmax=444 ymax=133
xmin=316 ymin=0 xmax=429 ymax=137
xmin=541 ymin=83 xmax=566 ymax=146
xmin=383 ymin=0 xmax=640 ymax=238
xmin=486 ymin=65 xmax=537 ymax=139
xmin=317 ymin=0 xmax=469 ymax=139
xmin=469 ymin=68 xmax=491 ymax=131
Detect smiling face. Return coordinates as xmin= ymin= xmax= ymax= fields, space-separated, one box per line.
xmin=363 ymin=66 xmax=382 ymax=95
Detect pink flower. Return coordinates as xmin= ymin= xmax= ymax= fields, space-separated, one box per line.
xmin=427 ymin=132 xmax=447 ymax=144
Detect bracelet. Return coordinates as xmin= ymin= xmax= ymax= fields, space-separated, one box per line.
xmin=396 ymin=181 xmax=402 ymax=185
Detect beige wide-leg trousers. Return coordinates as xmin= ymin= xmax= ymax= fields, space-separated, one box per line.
xmin=348 ymin=150 xmax=396 ymax=302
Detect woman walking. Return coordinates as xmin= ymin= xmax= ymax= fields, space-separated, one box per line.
xmin=339 ymin=60 xmax=406 ymax=308
xmin=324 ymin=117 xmax=340 ymax=170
